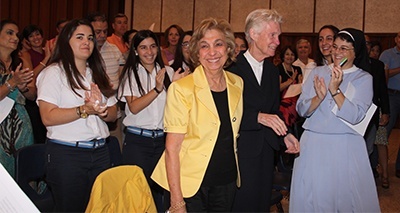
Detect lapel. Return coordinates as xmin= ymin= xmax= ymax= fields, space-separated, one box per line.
xmin=236 ymin=53 xmax=263 ymax=93
xmin=193 ymin=66 xmax=218 ymax=118
xmin=226 ymin=72 xmax=241 ymax=118
xmin=193 ymin=66 xmax=241 ymax=118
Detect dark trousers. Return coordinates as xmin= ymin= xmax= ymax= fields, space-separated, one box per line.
xmin=46 ymin=142 xmax=110 ymax=212
xmin=122 ymin=132 xmax=165 ymax=212
xmin=232 ymin=143 xmax=275 ymax=212
xmin=164 ymin=181 xmax=236 ymax=212
xmin=386 ymin=94 xmax=400 ymax=170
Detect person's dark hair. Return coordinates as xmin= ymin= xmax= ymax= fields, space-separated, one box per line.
xmin=56 ymin=19 xmax=69 ymax=28
xmin=315 ymin=25 xmax=339 ymax=66
xmin=119 ymin=30 xmax=170 ymax=98
xmin=279 ymin=45 xmax=298 ymax=62
xmin=164 ymin=24 xmax=184 ymax=47
xmin=0 ymin=19 xmax=22 ymax=72
xmin=22 ymin=24 xmax=43 ymax=40
xmin=369 ymin=41 xmax=382 ymax=54
xmin=86 ymin=12 xmax=107 ymax=23
xmin=112 ymin=13 xmax=128 ymax=23
xmin=337 ymin=28 xmax=370 ymax=72
xmin=48 ymin=19 xmax=113 ymax=97
xmin=171 ymin=31 xmax=194 ymax=72
xmin=234 ymin=33 xmax=249 ymax=50
xmin=122 ymin=29 xmax=138 ymax=44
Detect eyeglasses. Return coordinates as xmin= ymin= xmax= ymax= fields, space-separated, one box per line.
xmin=182 ymin=41 xmax=190 ymax=48
xmin=332 ymin=45 xmax=354 ymax=53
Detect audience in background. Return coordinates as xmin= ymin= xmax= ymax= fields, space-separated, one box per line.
xmin=36 ymin=19 xmax=117 ymax=212
xmin=0 ymin=19 xmax=34 ymax=177
xmin=122 ymin=29 xmax=138 ymax=60
xmin=293 ymin=39 xmax=316 ymax=82
xmin=107 ymin=13 xmax=129 ymax=54
xmin=364 ymin=34 xmax=390 ymax=188
xmin=161 ymin=24 xmax=184 ymax=65
xmin=234 ymin=34 xmax=248 ymax=57
xmin=277 ymin=46 xmax=302 ymax=133
xmin=170 ymin=31 xmax=194 ymax=72
xmin=369 ymin=40 xmax=382 ymax=60
xmin=48 ymin=19 xmax=69 ymax=51
xmin=379 ymin=31 xmax=400 ymax=179
xmin=21 ymin=24 xmax=50 ymax=144
xmin=315 ymin=25 xmax=339 ymax=66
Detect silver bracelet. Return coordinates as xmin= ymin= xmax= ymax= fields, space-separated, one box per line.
xmin=5 ymin=80 xmax=14 ymax=92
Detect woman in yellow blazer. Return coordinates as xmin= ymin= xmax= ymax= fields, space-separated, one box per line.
xmin=151 ymin=18 xmax=243 ymax=212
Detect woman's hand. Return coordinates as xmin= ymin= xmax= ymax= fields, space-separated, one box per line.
xmin=172 ymin=68 xmax=190 ymax=82
xmin=313 ymin=75 xmax=326 ymax=101
xmin=9 ymin=63 xmax=34 ymax=90
xmin=155 ymin=68 xmax=166 ymax=92
xmin=83 ymin=83 xmax=108 ymax=115
xmin=328 ymin=65 xmax=343 ymax=94
xmin=379 ymin=114 xmax=390 ymax=126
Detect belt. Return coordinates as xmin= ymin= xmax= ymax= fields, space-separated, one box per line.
xmin=126 ymin=126 xmax=164 ymax=138
xmin=387 ymin=88 xmax=400 ymax=94
xmin=48 ymin=138 xmax=106 ymax=149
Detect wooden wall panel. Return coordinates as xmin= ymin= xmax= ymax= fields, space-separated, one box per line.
xmin=161 ymin=0 xmax=194 ymax=32
xmin=133 ymin=0 xmax=162 ymax=31
xmin=0 ymin=0 xmax=11 ymax=19
xmin=272 ymin=0 xmax=314 ymax=33
xmin=1 ymin=0 xmax=124 ymax=39
xmin=230 ymin=0 xmax=270 ymax=32
xmin=193 ymin=0 xmax=229 ymax=30
xmin=365 ymin=0 xmax=400 ymax=33
xmin=315 ymin=0 xmax=364 ymax=32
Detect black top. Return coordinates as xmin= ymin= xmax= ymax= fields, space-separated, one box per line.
xmin=202 ymin=89 xmax=236 ymax=186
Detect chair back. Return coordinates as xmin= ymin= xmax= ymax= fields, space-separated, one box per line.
xmin=15 ymin=144 xmax=54 ymax=212
xmin=85 ymin=165 xmax=157 ymax=213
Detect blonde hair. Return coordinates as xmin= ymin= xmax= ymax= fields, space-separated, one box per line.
xmin=189 ymin=18 xmax=236 ymax=68
xmin=244 ymin=9 xmax=283 ymax=43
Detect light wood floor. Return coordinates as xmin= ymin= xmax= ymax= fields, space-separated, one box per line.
xmin=273 ymin=128 xmax=400 ymax=212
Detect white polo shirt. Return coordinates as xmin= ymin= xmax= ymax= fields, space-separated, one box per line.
xmin=118 ymin=63 xmax=174 ymax=130
xmin=36 ymin=63 xmax=117 ymax=142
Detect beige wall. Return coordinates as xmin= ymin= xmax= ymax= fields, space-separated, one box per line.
xmin=126 ymin=0 xmax=400 ymax=33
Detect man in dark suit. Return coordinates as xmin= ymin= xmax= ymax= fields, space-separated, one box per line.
xmin=229 ymin=9 xmax=299 ymax=212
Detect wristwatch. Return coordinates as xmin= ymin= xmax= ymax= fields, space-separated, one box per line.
xmin=77 ymin=105 xmax=88 ymax=119
xmin=331 ymin=89 xmax=341 ymax=97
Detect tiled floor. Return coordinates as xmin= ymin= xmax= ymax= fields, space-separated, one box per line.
xmin=272 ymin=128 xmax=400 ymax=212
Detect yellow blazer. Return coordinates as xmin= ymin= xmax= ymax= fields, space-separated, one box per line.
xmin=151 ymin=65 xmax=243 ymax=198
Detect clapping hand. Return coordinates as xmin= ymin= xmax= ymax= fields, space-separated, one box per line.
xmin=313 ymin=75 xmax=326 ymax=101
xmin=172 ymin=68 xmax=190 ymax=81
xmin=155 ymin=68 xmax=166 ymax=92
xmin=84 ymin=83 xmax=108 ymax=117
xmin=11 ymin=63 xmax=34 ymax=92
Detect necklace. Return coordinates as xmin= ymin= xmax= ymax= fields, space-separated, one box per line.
xmin=283 ymin=63 xmax=294 ymax=78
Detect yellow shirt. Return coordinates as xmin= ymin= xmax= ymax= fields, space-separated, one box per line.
xmin=151 ymin=65 xmax=243 ymax=198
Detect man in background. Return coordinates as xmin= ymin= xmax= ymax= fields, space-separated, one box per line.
xmin=293 ymin=38 xmax=316 ymax=82
xmin=107 ymin=13 xmax=129 ymax=54
xmin=379 ymin=31 xmax=400 ymax=178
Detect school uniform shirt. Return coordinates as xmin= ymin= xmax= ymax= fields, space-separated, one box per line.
xmin=36 ymin=63 xmax=117 ymax=141
xmin=118 ymin=64 xmax=174 ymax=130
